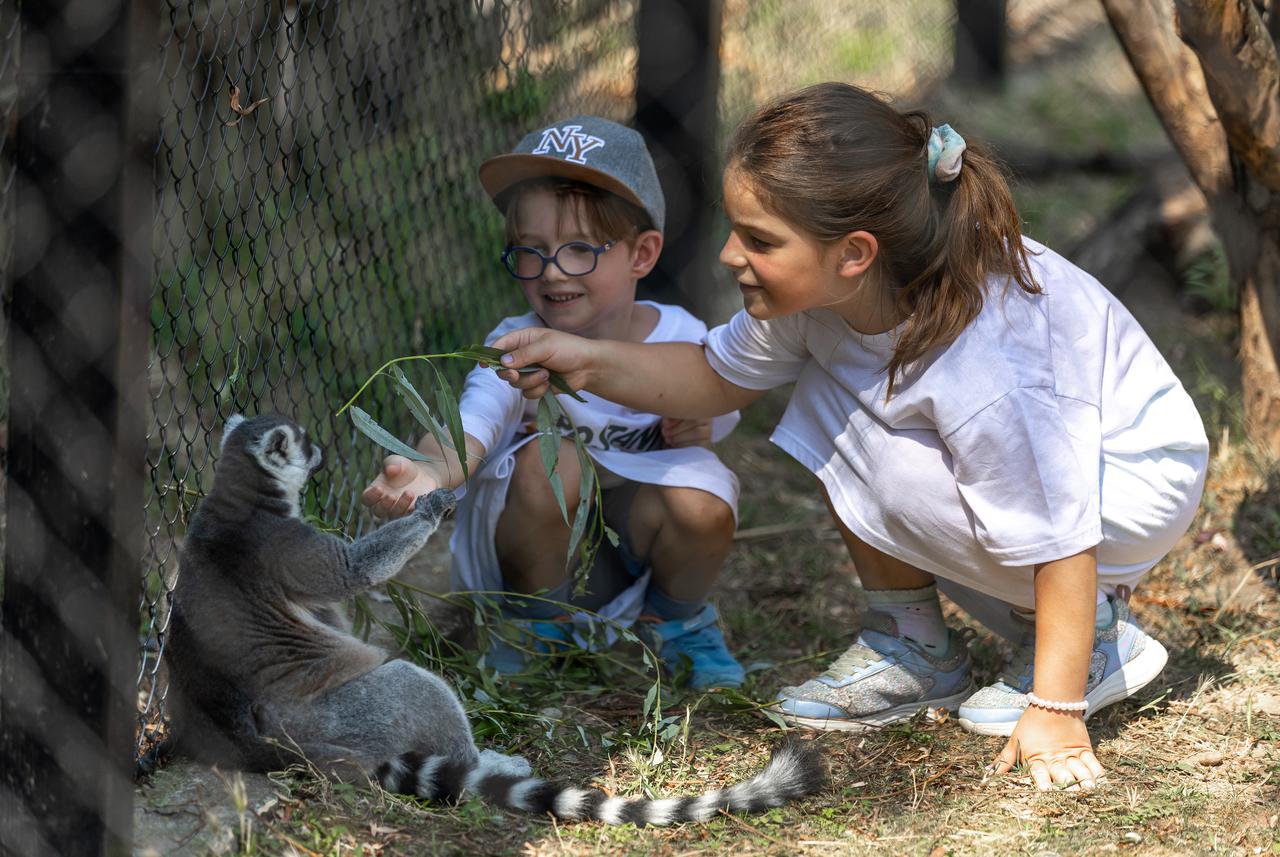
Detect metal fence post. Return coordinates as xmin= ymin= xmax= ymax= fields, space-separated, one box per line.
xmin=0 ymin=0 xmax=154 ymax=854
xmin=954 ymin=0 xmax=1007 ymax=87
xmin=635 ymin=0 xmax=724 ymax=319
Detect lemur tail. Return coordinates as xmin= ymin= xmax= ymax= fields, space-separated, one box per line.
xmin=375 ymin=741 xmax=825 ymax=826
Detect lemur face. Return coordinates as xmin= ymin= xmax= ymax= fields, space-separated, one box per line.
xmin=221 ymin=414 xmax=325 ymax=501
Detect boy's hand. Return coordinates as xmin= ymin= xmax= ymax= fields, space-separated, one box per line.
xmin=661 ymin=417 xmax=713 ymax=449
xmin=361 ymin=455 xmax=441 ymax=519
xmin=489 ymin=327 xmax=598 ymax=399
xmin=990 ymin=706 xmax=1105 ymax=791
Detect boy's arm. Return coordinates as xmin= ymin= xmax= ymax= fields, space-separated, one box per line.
xmin=490 ymin=329 xmax=766 ymax=418
xmin=361 ymin=431 xmax=485 ymax=519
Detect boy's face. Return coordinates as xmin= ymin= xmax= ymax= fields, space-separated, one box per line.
xmin=508 ymin=185 xmax=646 ymax=336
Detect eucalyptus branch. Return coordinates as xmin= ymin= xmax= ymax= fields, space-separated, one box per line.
xmin=343 ymin=346 xmax=611 ymax=590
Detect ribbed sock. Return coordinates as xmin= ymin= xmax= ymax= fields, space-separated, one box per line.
xmin=643 ymin=583 xmax=705 ymax=621
xmin=1095 ymin=588 xmax=1113 ymax=628
xmin=864 ymin=584 xmax=950 ymax=656
xmin=503 ymin=578 xmax=573 ymax=620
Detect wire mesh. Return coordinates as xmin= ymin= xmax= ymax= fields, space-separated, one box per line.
xmin=137 ymin=0 xmax=638 ymax=762
xmin=719 ymin=0 xmax=957 ymax=130
xmin=0 ymin=0 xmax=15 ymax=443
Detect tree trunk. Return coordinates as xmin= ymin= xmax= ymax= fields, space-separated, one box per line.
xmin=1103 ymin=0 xmax=1280 ymax=454
xmin=1241 ymin=240 xmax=1280 ymax=449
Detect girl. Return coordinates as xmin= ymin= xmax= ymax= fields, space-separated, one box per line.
xmin=488 ymin=83 xmax=1208 ymax=790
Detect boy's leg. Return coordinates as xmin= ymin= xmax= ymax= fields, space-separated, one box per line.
xmin=773 ymin=482 xmax=974 ymax=731
xmin=486 ymin=439 xmax=581 ymax=671
xmin=622 ymin=483 xmax=744 ymax=688
xmin=494 ymin=438 xmax=583 ymax=614
xmin=625 ymin=484 xmax=735 ymax=610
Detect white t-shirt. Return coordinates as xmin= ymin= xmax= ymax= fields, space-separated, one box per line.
xmin=449 ymin=301 xmax=740 ymax=637
xmin=460 ymin=301 xmax=739 ymax=468
xmin=705 ymin=238 xmax=1207 ymax=575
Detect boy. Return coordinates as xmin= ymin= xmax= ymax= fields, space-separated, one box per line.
xmin=362 ymin=116 xmax=744 ymax=689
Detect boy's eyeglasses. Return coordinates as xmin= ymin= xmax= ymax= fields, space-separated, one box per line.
xmin=501 ymin=240 xmax=616 ymax=280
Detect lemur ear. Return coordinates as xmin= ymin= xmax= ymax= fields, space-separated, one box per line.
xmin=266 ymin=427 xmax=290 ymax=458
xmin=220 ymin=414 xmax=246 ymax=452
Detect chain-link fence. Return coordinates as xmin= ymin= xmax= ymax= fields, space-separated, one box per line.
xmin=137 ymin=0 xmax=643 ymax=762
xmin=1 ymin=0 xmax=970 ymax=786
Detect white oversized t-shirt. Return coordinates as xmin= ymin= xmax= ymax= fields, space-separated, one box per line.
xmin=705 ymin=238 xmax=1207 ymax=598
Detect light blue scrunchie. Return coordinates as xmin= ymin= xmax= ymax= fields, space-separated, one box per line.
xmin=926 ymin=124 xmax=966 ymax=183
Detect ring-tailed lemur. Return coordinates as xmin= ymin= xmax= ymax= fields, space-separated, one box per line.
xmin=166 ymin=414 xmax=825 ymax=825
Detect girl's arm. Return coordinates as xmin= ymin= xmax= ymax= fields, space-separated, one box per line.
xmin=489 ymin=328 xmax=766 ymax=418
xmin=992 ymin=548 xmax=1106 ymax=790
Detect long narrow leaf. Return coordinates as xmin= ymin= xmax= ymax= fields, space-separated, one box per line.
xmin=460 ymin=342 xmax=587 ymax=402
xmin=565 ymin=438 xmax=595 ymax=575
xmin=387 ymin=366 xmax=455 ymax=474
xmin=431 ymin=362 xmax=471 ymax=482
xmin=388 ymin=365 xmax=440 ymax=436
xmin=349 ymin=406 xmax=436 ymax=463
xmin=536 ymin=396 xmax=568 ymax=522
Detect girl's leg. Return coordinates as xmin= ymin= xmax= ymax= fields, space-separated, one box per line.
xmin=819 ymin=484 xmax=951 ymax=654
xmin=773 ymin=482 xmax=975 ymax=731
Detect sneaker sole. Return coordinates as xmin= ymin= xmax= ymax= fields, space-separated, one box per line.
xmin=777 ymin=684 xmax=976 ymax=733
xmin=958 ymin=637 xmax=1170 ymax=737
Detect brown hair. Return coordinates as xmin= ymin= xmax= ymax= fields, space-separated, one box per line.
xmin=502 ymin=177 xmax=653 ymax=245
xmin=728 ymin=82 xmax=1039 ymax=396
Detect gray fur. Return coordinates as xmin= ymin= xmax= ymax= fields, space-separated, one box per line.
xmin=167 ymin=414 xmax=826 ymax=824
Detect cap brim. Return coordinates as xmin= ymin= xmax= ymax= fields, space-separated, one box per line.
xmin=478 ymin=153 xmax=648 ymax=214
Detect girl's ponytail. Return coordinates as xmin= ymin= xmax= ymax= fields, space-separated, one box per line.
xmin=728 ymin=83 xmax=1039 ymax=397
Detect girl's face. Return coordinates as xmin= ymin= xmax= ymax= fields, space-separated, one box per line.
xmin=508 ymin=186 xmax=657 ymax=337
xmin=718 ymin=168 xmax=846 ymax=320
xmin=719 ymin=168 xmax=889 ymax=330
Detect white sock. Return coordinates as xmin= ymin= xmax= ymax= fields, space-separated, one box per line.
xmin=1095 ymin=588 xmax=1113 ymax=628
xmin=865 ymin=584 xmax=950 ymax=656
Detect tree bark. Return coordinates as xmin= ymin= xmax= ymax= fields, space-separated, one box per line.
xmin=1176 ymin=0 xmax=1280 ymax=191
xmin=1241 ymin=244 xmax=1280 ymax=448
xmin=1104 ymin=0 xmax=1280 ymax=454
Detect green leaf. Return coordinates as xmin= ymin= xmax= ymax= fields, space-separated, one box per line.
xmin=460 ymin=343 xmax=588 ymax=402
xmin=431 ymin=363 xmax=471 ymax=482
xmin=388 ymin=365 xmax=457 ymax=469
xmin=536 ymin=396 xmax=568 ymax=522
xmin=565 ymin=439 xmax=595 ymax=572
xmin=642 ymin=682 xmax=659 ymax=721
xmin=349 ymin=406 xmax=437 ymax=462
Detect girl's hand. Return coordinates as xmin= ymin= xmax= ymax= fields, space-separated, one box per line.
xmin=489 ymin=327 xmax=599 ymax=399
xmin=661 ymin=417 xmax=713 ymax=449
xmin=991 ymin=706 xmax=1105 ymax=791
xmin=361 ymin=455 xmax=441 ymax=519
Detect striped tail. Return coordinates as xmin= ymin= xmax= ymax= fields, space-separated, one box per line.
xmin=375 ymin=741 xmax=825 ymax=826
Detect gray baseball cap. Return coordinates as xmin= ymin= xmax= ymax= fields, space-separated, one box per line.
xmin=479 ymin=115 xmax=666 ymax=234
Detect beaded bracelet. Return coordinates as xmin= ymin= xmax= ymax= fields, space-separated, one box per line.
xmin=1026 ymin=692 xmax=1089 ymax=712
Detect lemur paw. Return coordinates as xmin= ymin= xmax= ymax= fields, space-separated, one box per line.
xmin=415 ymin=488 xmax=457 ymax=520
